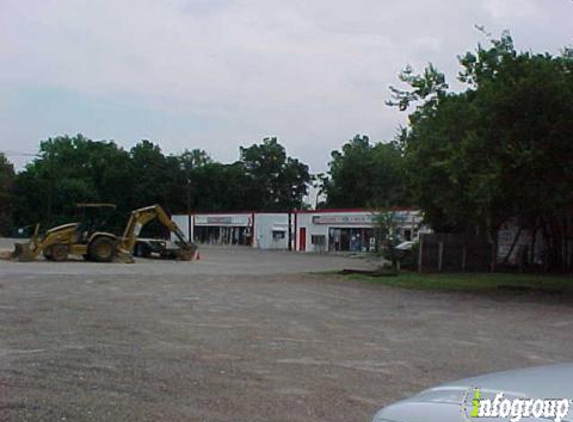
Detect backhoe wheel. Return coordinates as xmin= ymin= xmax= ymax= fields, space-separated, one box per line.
xmin=88 ymin=237 xmax=116 ymax=262
xmin=50 ymin=244 xmax=69 ymax=262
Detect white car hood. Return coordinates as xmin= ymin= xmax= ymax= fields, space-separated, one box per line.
xmin=373 ymin=363 xmax=573 ymax=422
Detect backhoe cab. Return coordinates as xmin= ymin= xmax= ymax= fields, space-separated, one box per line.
xmin=13 ymin=203 xmax=119 ymax=262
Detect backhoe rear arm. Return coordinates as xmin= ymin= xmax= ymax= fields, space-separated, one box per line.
xmin=119 ymin=205 xmax=194 ymax=254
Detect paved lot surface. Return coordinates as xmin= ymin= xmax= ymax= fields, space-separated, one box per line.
xmin=1 ymin=242 xmax=573 ymax=422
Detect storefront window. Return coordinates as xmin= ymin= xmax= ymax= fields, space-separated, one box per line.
xmin=328 ymin=228 xmax=375 ymax=252
xmin=194 ymin=226 xmax=252 ymax=245
xmin=272 ymin=230 xmax=286 ymax=240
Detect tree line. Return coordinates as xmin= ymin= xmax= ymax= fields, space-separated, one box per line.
xmin=0 ymin=131 xmax=408 ymax=234
xmin=0 ymin=133 xmax=410 ymax=233
xmin=1 ymin=31 xmax=572 ymax=269
xmin=1 ymin=136 xmax=314 ymax=232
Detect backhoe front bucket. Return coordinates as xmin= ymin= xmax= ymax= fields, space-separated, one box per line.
xmin=172 ymin=241 xmax=198 ymax=261
xmin=115 ymin=247 xmax=135 ymax=264
xmin=12 ymin=242 xmax=38 ymax=262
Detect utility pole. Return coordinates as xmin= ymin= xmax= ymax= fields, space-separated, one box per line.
xmin=186 ymin=178 xmax=191 ymax=241
xmin=288 ymin=211 xmax=292 ymax=251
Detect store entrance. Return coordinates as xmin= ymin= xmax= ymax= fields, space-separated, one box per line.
xmin=194 ymin=226 xmax=252 ymax=246
xmin=328 ymin=227 xmax=375 ymax=252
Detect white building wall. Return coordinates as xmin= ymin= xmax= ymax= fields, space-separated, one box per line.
xmin=253 ymin=213 xmax=290 ymax=250
xmin=171 ymin=214 xmax=190 ymax=242
xmin=295 ymin=209 xmax=425 ymax=253
xmin=296 ymin=211 xmax=375 ymax=253
xmin=173 ymin=209 xmax=425 ymax=252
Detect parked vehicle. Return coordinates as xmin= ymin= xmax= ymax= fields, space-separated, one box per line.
xmin=371 ymin=363 xmax=573 ymax=422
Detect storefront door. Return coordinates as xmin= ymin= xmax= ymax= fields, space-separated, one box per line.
xmin=299 ymin=227 xmax=306 ymax=251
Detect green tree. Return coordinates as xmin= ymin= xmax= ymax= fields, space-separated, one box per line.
xmin=390 ymin=31 xmax=573 ymax=269
xmin=324 ymin=135 xmax=408 ymax=208
xmin=129 ymin=140 xmax=173 ymax=208
xmin=14 ymin=134 xmax=132 ymax=227
xmin=13 ymin=134 xmax=308 ymax=224
xmin=239 ymin=137 xmax=310 ymax=211
xmin=169 ymin=148 xmax=213 ymax=213
xmin=0 ymin=153 xmax=15 ymax=235
xmin=178 ymin=148 xmax=212 ymax=172
xmin=183 ymin=162 xmax=250 ymax=212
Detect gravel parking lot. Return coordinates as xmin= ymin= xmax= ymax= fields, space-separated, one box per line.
xmin=1 ymin=243 xmax=573 ymax=422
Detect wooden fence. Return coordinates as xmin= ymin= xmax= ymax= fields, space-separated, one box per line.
xmin=418 ymin=233 xmax=493 ymax=272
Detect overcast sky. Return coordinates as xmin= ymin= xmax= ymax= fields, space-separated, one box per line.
xmin=1 ymin=0 xmax=571 ymax=171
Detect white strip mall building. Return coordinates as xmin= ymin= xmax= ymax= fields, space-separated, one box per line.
xmin=172 ymin=208 xmax=426 ymax=253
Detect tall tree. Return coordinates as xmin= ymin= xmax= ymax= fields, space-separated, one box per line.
xmin=324 ymin=135 xmax=408 ymax=208
xmin=14 ymin=134 xmax=132 ymax=227
xmin=239 ymin=137 xmax=310 ymax=211
xmin=129 ymin=140 xmax=180 ymax=211
xmin=390 ymin=31 xmax=573 ymax=269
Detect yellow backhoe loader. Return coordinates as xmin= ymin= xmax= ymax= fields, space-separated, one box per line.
xmin=13 ymin=203 xmax=120 ymax=262
xmin=12 ymin=204 xmax=197 ymax=263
